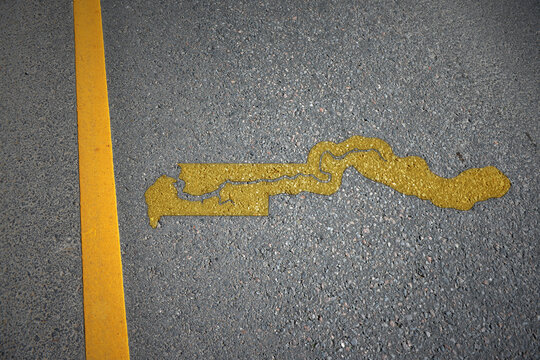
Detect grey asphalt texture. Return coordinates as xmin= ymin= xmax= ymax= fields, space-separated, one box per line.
xmin=1 ymin=0 xmax=538 ymax=359
xmin=1 ymin=1 xmax=83 ymax=359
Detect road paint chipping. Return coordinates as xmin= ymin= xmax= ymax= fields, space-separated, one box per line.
xmin=145 ymin=136 xmax=510 ymax=228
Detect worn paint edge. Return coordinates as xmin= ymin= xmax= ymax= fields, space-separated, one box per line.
xmin=73 ymin=0 xmax=130 ymax=358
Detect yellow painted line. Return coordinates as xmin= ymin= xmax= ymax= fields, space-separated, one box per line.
xmin=74 ymin=0 xmax=129 ymax=358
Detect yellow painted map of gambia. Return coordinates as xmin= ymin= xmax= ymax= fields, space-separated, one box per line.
xmin=145 ymin=136 xmax=510 ymax=228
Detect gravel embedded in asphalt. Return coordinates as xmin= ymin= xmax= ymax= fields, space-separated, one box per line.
xmin=1 ymin=0 xmax=538 ymax=358
xmin=102 ymin=0 xmax=538 ymax=358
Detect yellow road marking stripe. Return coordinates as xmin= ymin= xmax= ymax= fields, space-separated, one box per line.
xmin=74 ymin=0 xmax=129 ymax=358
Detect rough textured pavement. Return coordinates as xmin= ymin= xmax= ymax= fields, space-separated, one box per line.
xmin=1 ymin=0 xmax=538 ymax=359
xmin=1 ymin=1 xmax=84 ymax=358
xmin=102 ymin=0 xmax=538 ymax=358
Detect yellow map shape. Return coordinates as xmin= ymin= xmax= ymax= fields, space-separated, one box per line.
xmin=145 ymin=136 xmax=510 ymax=228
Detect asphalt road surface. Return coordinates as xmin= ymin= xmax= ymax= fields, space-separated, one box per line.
xmin=2 ymin=0 xmax=539 ymax=358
